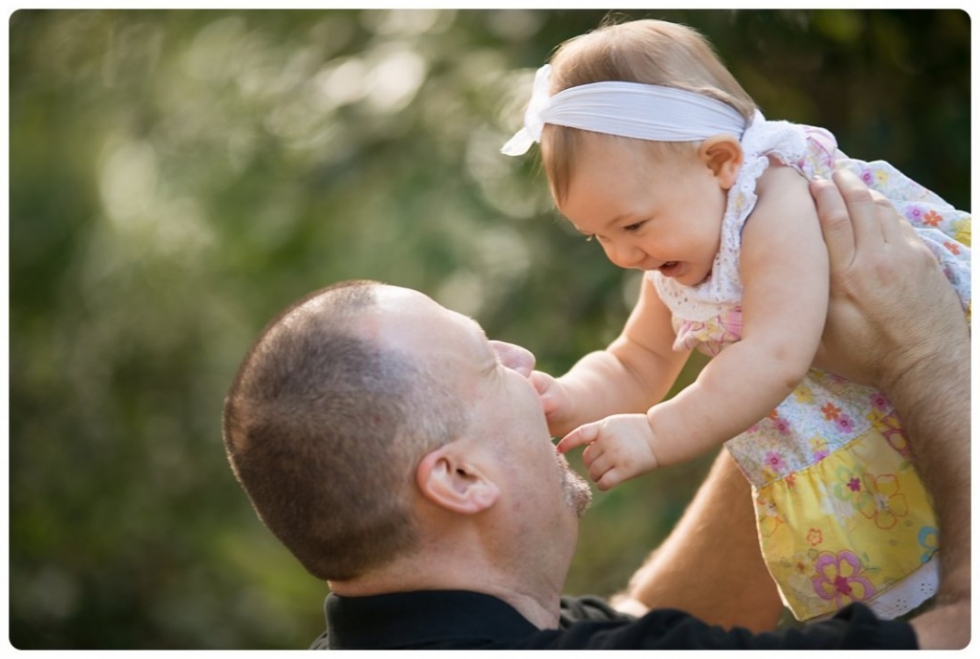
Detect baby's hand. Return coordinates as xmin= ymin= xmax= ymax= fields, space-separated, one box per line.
xmin=529 ymin=370 xmax=576 ymax=437
xmin=556 ymin=414 xmax=659 ymax=490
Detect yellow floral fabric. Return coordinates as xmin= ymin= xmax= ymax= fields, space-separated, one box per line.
xmin=746 ymin=380 xmax=938 ymax=620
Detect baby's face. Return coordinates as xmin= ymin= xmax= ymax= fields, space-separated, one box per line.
xmin=557 ymin=134 xmax=728 ymax=287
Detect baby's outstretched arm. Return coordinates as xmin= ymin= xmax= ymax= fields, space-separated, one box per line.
xmin=535 ymin=276 xmax=691 ymax=438
xmin=648 ymin=165 xmax=829 ymax=467
xmin=559 ymin=166 xmax=829 ymax=483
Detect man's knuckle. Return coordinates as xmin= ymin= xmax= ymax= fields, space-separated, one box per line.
xmin=822 ymin=209 xmax=850 ymax=233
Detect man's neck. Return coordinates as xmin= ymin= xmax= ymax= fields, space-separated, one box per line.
xmin=328 ymin=555 xmax=564 ymax=629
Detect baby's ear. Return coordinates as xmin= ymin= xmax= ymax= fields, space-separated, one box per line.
xmin=699 ymin=135 xmax=743 ymax=190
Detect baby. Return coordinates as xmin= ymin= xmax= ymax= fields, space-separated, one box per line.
xmin=501 ymin=19 xmax=970 ymax=622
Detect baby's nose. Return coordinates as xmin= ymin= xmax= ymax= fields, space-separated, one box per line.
xmin=608 ymin=242 xmax=645 ymax=269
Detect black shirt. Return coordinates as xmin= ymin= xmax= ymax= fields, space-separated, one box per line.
xmin=311 ymin=589 xmax=918 ymax=649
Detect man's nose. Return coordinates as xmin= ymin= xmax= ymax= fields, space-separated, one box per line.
xmin=489 ymin=340 xmax=535 ymax=377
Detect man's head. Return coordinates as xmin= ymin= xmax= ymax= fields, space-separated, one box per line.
xmin=223 ymin=280 xmax=591 ymax=585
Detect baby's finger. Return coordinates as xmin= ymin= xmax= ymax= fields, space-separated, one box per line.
xmin=539 ymin=394 xmax=558 ymax=416
xmin=583 ymin=452 xmax=615 ymax=482
xmin=529 ymin=370 xmax=552 ymax=395
xmin=556 ymin=424 xmax=599 ymax=454
xmin=581 ymin=441 xmax=598 ymax=465
xmin=595 ymin=467 xmax=624 ymax=491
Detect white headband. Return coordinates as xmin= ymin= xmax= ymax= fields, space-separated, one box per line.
xmin=501 ymin=64 xmax=748 ymax=156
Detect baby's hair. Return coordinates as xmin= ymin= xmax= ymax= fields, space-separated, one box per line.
xmin=542 ymin=19 xmax=757 ymax=204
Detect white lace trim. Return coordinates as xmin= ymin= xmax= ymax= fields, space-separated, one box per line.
xmin=799 ymin=556 xmax=940 ymax=623
xmin=866 ymin=556 xmax=940 ymax=620
xmin=651 ymin=115 xmax=812 ymax=322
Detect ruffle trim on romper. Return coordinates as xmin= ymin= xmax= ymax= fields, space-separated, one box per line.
xmin=652 ymin=113 xmax=816 ymax=333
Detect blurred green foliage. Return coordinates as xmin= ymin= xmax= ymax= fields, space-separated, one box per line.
xmin=8 ymin=8 xmax=969 ymax=649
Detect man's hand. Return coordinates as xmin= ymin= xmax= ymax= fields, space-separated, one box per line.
xmin=811 ymin=168 xmax=965 ymax=388
xmin=556 ymin=413 xmax=659 ymax=490
xmin=812 ymin=167 xmax=970 ymax=650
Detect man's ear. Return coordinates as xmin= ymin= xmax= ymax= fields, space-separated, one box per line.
xmin=416 ymin=442 xmax=500 ymax=515
xmin=699 ymin=134 xmax=743 ymax=190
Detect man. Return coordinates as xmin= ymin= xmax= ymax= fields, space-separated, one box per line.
xmin=222 ymin=170 xmax=969 ymax=649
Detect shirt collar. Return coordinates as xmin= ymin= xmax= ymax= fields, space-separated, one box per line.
xmin=322 ymin=589 xmax=541 ymax=649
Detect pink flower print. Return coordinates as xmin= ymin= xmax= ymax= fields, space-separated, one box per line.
xmin=764 ymin=451 xmax=787 ymax=474
xmin=869 ymin=392 xmax=889 ymax=412
xmin=922 ymin=210 xmax=942 ymax=227
xmin=773 ymin=417 xmax=791 ymax=435
xmin=809 ymin=436 xmax=829 ymax=462
xmin=821 ymin=403 xmax=840 ymax=421
xmin=834 ymin=414 xmax=855 ymax=434
xmin=832 ymin=463 xmax=866 ymax=504
xmin=943 ymin=241 xmax=961 ymax=255
xmin=884 ymin=429 xmax=912 ymax=459
xmin=871 ymin=410 xmax=912 ymax=460
xmin=856 ymin=473 xmax=909 ymax=530
xmin=860 ymin=169 xmax=874 ymax=186
xmin=907 ymin=206 xmax=924 ymax=222
xmin=811 ymin=551 xmax=876 ymax=608
xmin=806 ymin=528 xmax=823 ymax=547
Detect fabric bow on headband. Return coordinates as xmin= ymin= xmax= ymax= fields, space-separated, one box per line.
xmin=500 ymin=64 xmax=749 ymax=156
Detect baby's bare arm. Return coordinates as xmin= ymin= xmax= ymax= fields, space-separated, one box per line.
xmin=648 ymin=166 xmax=828 ymax=466
xmin=549 ymin=276 xmax=689 ymax=437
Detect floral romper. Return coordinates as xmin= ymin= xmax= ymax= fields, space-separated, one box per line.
xmin=651 ymin=113 xmax=971 ymax=622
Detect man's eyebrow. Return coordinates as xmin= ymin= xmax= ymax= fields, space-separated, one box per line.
xmin=465 ymin=316 xmax=488 ymax=337
xmin=465 ymin=317 xmax=499 ymax=363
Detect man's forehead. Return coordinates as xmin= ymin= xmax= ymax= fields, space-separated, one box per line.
xmin=377 ymin=286 xmax=483 ymax=328
xmin=373 ymin=286 xmax=487 ymax=349
xmin=374 ymin=284 xmax=436 ymax=310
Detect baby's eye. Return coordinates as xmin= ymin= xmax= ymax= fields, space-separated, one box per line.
xmin=623 ymin=221 xmax=646 ymax=233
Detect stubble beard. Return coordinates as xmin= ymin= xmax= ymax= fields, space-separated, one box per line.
xmin=557 ymin=451 xmax=593 ymax=517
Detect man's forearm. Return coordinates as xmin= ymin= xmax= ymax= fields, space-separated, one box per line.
xmin=614 ymin=450 xmax=784 ymax=632
xmin=883 ymin=318 xmax=970 ymax=602
xmin=809 ymin=169 xmax=971 ymax=648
